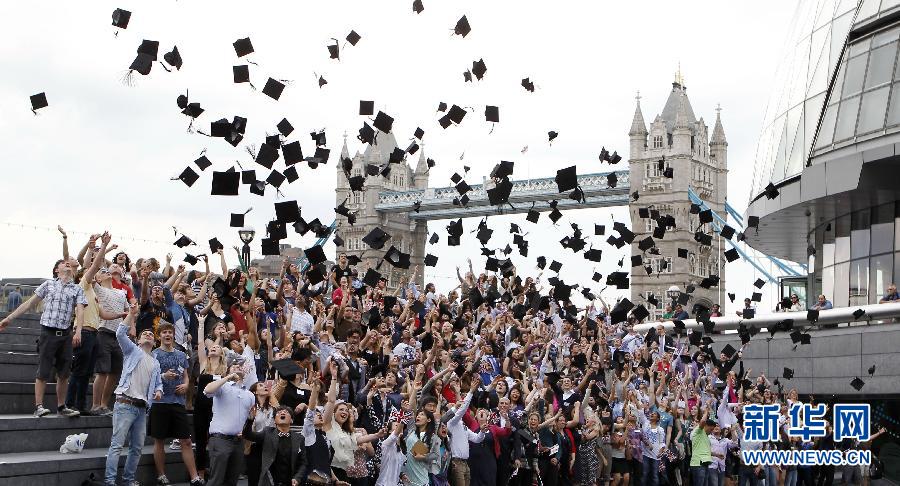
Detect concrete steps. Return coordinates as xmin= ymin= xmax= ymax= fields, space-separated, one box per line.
xmin=0 ymin=312 xmax=188 ymax=485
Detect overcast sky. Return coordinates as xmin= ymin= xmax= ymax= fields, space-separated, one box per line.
xmin=0 ymin=1 xmax=800 ymax=313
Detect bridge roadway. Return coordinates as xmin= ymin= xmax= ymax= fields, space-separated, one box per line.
xmin=375 ymin=171 xmax=631 ymax=221
xmin=634 ymin=302 xmax=900 ymax=397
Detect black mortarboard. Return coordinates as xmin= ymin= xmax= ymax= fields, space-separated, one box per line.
xmin=360 ymin=268 xmax=380 ymax=287
xmin=607 ymin=272 xmax=629 ymax=289
xmin=283 ymin=141 xmax=303 ymax=165
xmin=373 ymin=111 xmax=394 ymax=133
xmin=868 ymin=364 xmax=876 ymax=375
xmin=728 ymin=293 xmax=736 ymax=303
xmin=547 ymin=131 xmax=559 ymax=143
xmin=724 ymin=248 xmax=739 ymax=262
xmin=536 ymin=256 xmax=546 ymax=269
xmin=631 ymin=255 xmax=642 ymax=267
xmin=267 ymin=220 xmax=287 ymax=240
xmin=174 ymin=235 xmax=193 ymax=248
xmin=607 ymin=172 xmax=618 ymax=188
xmin=211 ymin=171 xmax=240 ymax=195
xmin=853 ymin=308 xmax=865 ymax=319
xmin=638 ymin=207 xmax=650 ymax=219
xmin=178 ymin=167 xmax=199 ymax=187
xmin=424 ymin=254 xmax=438 ymax=267
xmin=472 ymin=58 xmax=487 ymax=80
xmin=277 ymin=118 xmax=294 ymax=137
xmin=163 ymin=46 xmax=182 ymax=70
xmin=549 ymin=260 xmax=562 ymax=273
xmin=389 ymin=146 xmax=405 ymax=164
xmin=413 ymin=0 xmax=424 ymax=13
xmin=742 ymin=308 xmax=755 ymax=319
xmin=721 ymin=343 xmax=737 ymax=358
xmin=638 ymin=237 xmax=655 ymax=251
xmin=192 ymin=155 xmax=212 ymax=171
xmin=256 ymin=142 xmax=280 ymax=169
xmin=782 ymin=367 xmax=794 ymax=380
xmin=689 ymin=330 xmax=702 ymax=346
xmin=850 ymin=377 xmax=865 ymax=391
xmin=261 ymin=238 xmax=280 ymax=256
xmin=677 ymin=248 xmax=689 ymax=258
xmin=233 ymin=65 xmax=250 ymax=83
xmin=739 ymin=331 xmax=751 ymax=344
xmin=790 ymin=330 xmax=803 ymax=344
xmin=555 ymin=166 xmax=577 ymax=192
xmin=362 ymin=228 xmax=390 ymax=249
xmin=485 ymin=105 xmax=499 ymax=123
xmin=455 ymin=180 xmax=471 ymax=195
xmin=748 ymin=216 xmax=760 ymax=228
xmin=487 ymin=179 xmax=512 ymax=205
xmin=262 ymin=78 xmax=285 ymax=100
xmin=274 ymin=200 xmax=300 ymax=223
xmin=383 ymin=246 xmax=411 ymax=269
xmin=183 ymin=253 xmax=198 ymax=266
xmin=764 ymin=182 xmax=779 ymax=199
xmin=356 ymin=100 xmax=375 ymax=117
xmin=266 ymin=170 xmax=286 ymax=188
xmin=306 ymin=267 xmax=325 ymax=286
xmin=632 ymin=191 xmax=640 ymax=201
xmin=307 ymin=147 xmax=330 ymax=167
xmin=548 ymin=207 xmax=562 ymax=223
xmin=448 ymin=105 xmax=467 ymax=124
xmin=678 ymin=293 xmax=691 ymax=305
xmin=609 ymin=298 xmax=634 ymax=323
xmin=271 ymin=359 xmax=304 ymax=379
xmin=233 ymin=37 xmax=254 ymax=57
xmin=632 ymin=304 xmax=650 ymax=321
xmin=112 ymin=8 xmax=131 ymax=29
xmin=699 ymin=209 xmax=713 ymax=224
xmin=526 ymin=208 xmax=540 ymax=223
xmin=230 ymin=213 xmax=245 ymax=228
xmin=208 ymin=238 xmax=224 ymax=253
xmin=348 ymin=175 xmax=365 ymax=192
xmin=346 ymin=30 xmax=361 ymax=46
xmin=584 ymin=249 xmax=602 ymax=262
xmin=754 ymin=278 xmax=766 ymax=289
xmin=720 ymin=225 xmax=735 ymax=240
xmin=303 ymin=244 xmax=325 ymax=266
xmin=129 ymin=52 xmax=153 ymax=75
xmin=454 ymin=15 xmax=471 ymax=37
xmin=663 ymin=167 xmax=673 ymax=178
xmin=807 ymin=309 xmax=819 ymax=323
xmin=700 ymin=275 xmax=720 ymax=289
xmin=429 ymin=233 xmax=439 ymax=245
xmin=249 ymin=180 xmax=266 ymax=196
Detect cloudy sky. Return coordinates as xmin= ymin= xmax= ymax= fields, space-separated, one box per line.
xmin=0 ymin=0 xmax=799 ymax=312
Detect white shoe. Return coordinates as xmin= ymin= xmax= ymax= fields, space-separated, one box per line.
xmin=169 ymin=439 xmax=181 ymax=451
xmin=34 ymin=405 xmax=51 ymax=417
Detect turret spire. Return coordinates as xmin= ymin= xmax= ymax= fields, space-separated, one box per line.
xmin=711 ymin=104 xmax=727 ymax=144
xmin=629 ymin=91 xmax=648 ymax=136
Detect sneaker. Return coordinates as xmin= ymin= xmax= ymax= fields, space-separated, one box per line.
xmin=156 ymin=475 xmax=171 ymax=485
xmin=189 ymin=478 xmax=206 ymax=486
xmin=169 ymin=439 xmax=181 ymax=451
xmin=58 ymin=406 xmax=81 ymax=418
xmin=93 ymin=406 xmax=113 ymax=417
xmin=34 ymin=405 xmax=51 ymax=417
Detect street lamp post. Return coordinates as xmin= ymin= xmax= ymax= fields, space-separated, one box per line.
xmin=238 ymin=227 xmax=255 ymax=269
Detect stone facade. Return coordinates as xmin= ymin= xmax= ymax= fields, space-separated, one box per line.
xmin=335 ymin=132 xmax=429 ymax=291
xmin=628 ymin=75 xmax=729 ymax=319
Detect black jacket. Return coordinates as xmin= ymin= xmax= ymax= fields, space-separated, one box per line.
xmin=242 ymin=420 xmax=307 ymax=486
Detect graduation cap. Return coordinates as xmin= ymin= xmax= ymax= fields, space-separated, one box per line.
xmin=208 ymin=238 xmax=224 ymax=254
xmin=300 ymin=245 xmax=324 ymax=266
xmin=333 ymin=233 xmax=344 ymax=247
xmin=630 ymin=255 xmax=643 ymax=267
xmin=868 ymin=364 xmax=876 ymax=376
xmin=362 ymin=228 xmax=390 ymax=250
xmin=790 ymin=330 xmax=803 ymax=344
xmin=428 ymin=232 xmax=439 ymax=245
xmin=472 ymin=58 xmax=487 ymax=80
xmin=584 ymin=248 xmax=602 ymax=262
xmin=270 ymin=359 xmax=304 ymax=379
xmin=373 ymin=111 xmax=394 ymax=133
xmin=476 ymin=224 xmax=493 ymax=245
xmin=485 ymin=105 xmax=499 ymax=123
xmin=526 ymin=208 xmax=540 ymax=223
xmin=609 ymin=298 xmax=634 ymax=323
xmin=724 ymin=248 xmax=739 ymax=262
xmin=607 ymin=272 xmax=629 ymax=289
xmin=853 ymin=309 xmax=866 ymax=320
xmin=424 ymin=254 xmax=438 ymax=267
xmin=688 ymin=330 xmax=703 ymax=346
xmin=454 ymin=15 xmax=471 ymax=37
xmin=677 ymin=248 xmax=689 ymax=259
xmin=211 ymin=171 xmax=240 ymax=195
xmin=256 ymin=142 xmax=280 ymax=169
xmin=764 ymin=182 xmax=779 ymax=199
xmin=389 ymin=147 xmax=406 ymax=164
xmin=548 ymin=131 xmax=559 ymax=143
xmin=663 ymin=167 xmax=673 ymax=178
xmin=174 ymin=235 xmax=194 ymax=248
xmin=699 ymin=209 xmax=713 ymax=224
xmin=263 ymin=78 xmax=284 ymax=100
xmin=383 ymin=246 xmax=411 ymax=269
xmin=850 ymin=377 xmax=865 ymax=391
xmin=358 ymin=100 xmax=375 ymax=117
xmin=747 ymin=216 xmax=760 ymax=229
xmin=606 ymin=172 xmax=618 ymax=188
xmin=310 ymin=130 xmax=327 ymax=146
xmin=412 ymin=0 xmax=424 ymax=13
xmin=317 ymin=75 xmax=327 ymax=88
xmin=266 ymin=169 xmax=286 ymax=188
xmin=233 ymin=37 xmax=254 ymax=57
xmin=112 ymin=8 xmax=131 ymax=29
xmin=719 ymin=225 xmax=735 ymax=240
xmin=609 ymin=151 xmax=622 ymax=164
xmin=163 ymin=46 xmax=182 ymax=70
xmin=549 ymin=260 xmax=563 ymax=273
xmin=357 ymin=122 xmax=376 ymax=145
xmin=632 ymin=304 xmax=650 ymax=322
xmin=548 ymin=207 xmax=563 ymax=224
xmin=807 ymin=309 xmax=819 ymax=323
xmin=260 ymin=238 xmax=280 ymax=256
xmin=638 ymin=237 xmax=655 ymax=252
xmin=346 ymin=30 xmax=361 ymax=46
xmin=177 ymin=167 xmax=199 ymax=187
xmin=233 ymin=65 xmax=250 ymax=84
xmin=183 ymin=253 xmax=199 ymax=266
xmin=447 ymin=105 xmax=467 ymax=124
xmin=274 ymin=200 xmax=300 ymax=223
xmin=267 ymin=220 xmax=288 ymax=240
xmin=283 ymin=141 xmax=303 ymax=166
xmin=487 ymin=179 xmax=512 ymax=206
xmin=455 ymin=180 xmax=471 ymax=195
xmin=782 ymin=367 xmax=794 ymax=380
xmin=555 ymin=166 xmax=577 ymax=192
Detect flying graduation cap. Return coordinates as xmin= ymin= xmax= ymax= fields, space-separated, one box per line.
xmin=111 ymin=8 xmax=131 ymax=30
xmin=30 ymin=92 xmax=48 ymax=114
xmin=454 ymin=15 xmax=471 ymax=37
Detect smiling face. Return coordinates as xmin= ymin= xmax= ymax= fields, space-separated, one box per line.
xmin=159 ymin=328 xmax=174 ymax=345
xmin=335 ymin=403 xmax=350 ymax=424
xmin=138 ymin=330 xmax=155 ymax=347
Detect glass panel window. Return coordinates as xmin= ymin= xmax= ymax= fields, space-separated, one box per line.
xmin=886 ymin=82 xmax=900 ymax=126
xmin=835 ymin=214 xmax=851 ymax=263
xmin=816 ymin=103 xmax=838 ymax=148
xmin=851 ymin=209 xmax=872 ymax=259
xmin=822 ymin=221 xmax=836 ymax=267
xmin=872 ymin=222 xmax=894 ymax=254
xmin=849 ymin=258 xmax=870 ymax=306
xmin=865 ymin=43 xmax=897 ymax=89
xmin=822 ymin=266 xmax=835 ymax=307
xmin=871 ymin=254 xmax=892 ymax=303
xmin=873 ymin=26 xmax=900 ymax=47
xmin=834 ymin=261 xmax=851 ymax=307
xmin=841 ymin=53 xmax=868 ymax=98
xmin=895 ymin=252 xmax=900 ymax=290
xmin=834 ymin=96 xmax=861 ymax=141
xmin=857 ymin=86 xmax=890 ymax=133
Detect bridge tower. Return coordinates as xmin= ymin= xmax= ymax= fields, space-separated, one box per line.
xmin=628 ymin=71 xmax=729 ymax=319
xmin=335 ymin=132 xmax=428 ymax=290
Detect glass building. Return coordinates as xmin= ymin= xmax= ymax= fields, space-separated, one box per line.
xmin=746 ymin=0 xmax=900 ymax=306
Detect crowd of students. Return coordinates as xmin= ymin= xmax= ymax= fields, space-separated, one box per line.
xmin=0 ymin=230 xmax=889 ymax=486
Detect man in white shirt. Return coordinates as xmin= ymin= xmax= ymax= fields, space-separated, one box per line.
xmin=203 ymin=353 xmax=255 ymax=486
xmin=444 ymin=376 xmax=485 ymax=486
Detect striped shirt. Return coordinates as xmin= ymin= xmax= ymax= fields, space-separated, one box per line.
xmin=35 ymin=278 xmax=87 ymax=329
xmin=95 ymin=284 xmax=129 ymax=332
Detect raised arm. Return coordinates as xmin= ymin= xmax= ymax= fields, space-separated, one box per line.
xmin=322 ymin=361 xmax=339 ymax=427
xmin=218 ymin=249 xmax=228 ymax=276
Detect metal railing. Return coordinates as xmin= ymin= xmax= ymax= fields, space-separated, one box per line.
xmin=633 ymin=301 xmax=900 ymax=333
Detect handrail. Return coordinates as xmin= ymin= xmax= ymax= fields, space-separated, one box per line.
xmin=633 ymin=302 xmax=900 ymax=332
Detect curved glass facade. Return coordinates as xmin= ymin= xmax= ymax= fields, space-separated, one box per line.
xmin=750 ymin=0 xmax=859 ymax=199
xmin=812 ymin=202 xmax=900 ymax=305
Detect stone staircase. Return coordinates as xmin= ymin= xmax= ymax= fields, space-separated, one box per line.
xmin=0 ymin=312 xmax=189 ymax=486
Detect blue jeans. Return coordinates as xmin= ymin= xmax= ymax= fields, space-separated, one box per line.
xmin=709 ymin=469 xmax=725 ymax=486
xmin=643 ymin=457 xmax=659 ymax=486
xmin=740 ymin=466 xmax=762 ymax=486
xmin=105 ymin=402 xmax=146 ymax=485
xmin=785 ymin=469 xmax=798 ymax=486
xmin=692 ymin=465 xmax=710 ymax=486
xmin=765 ymin=465 xmax=778 ymax=486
